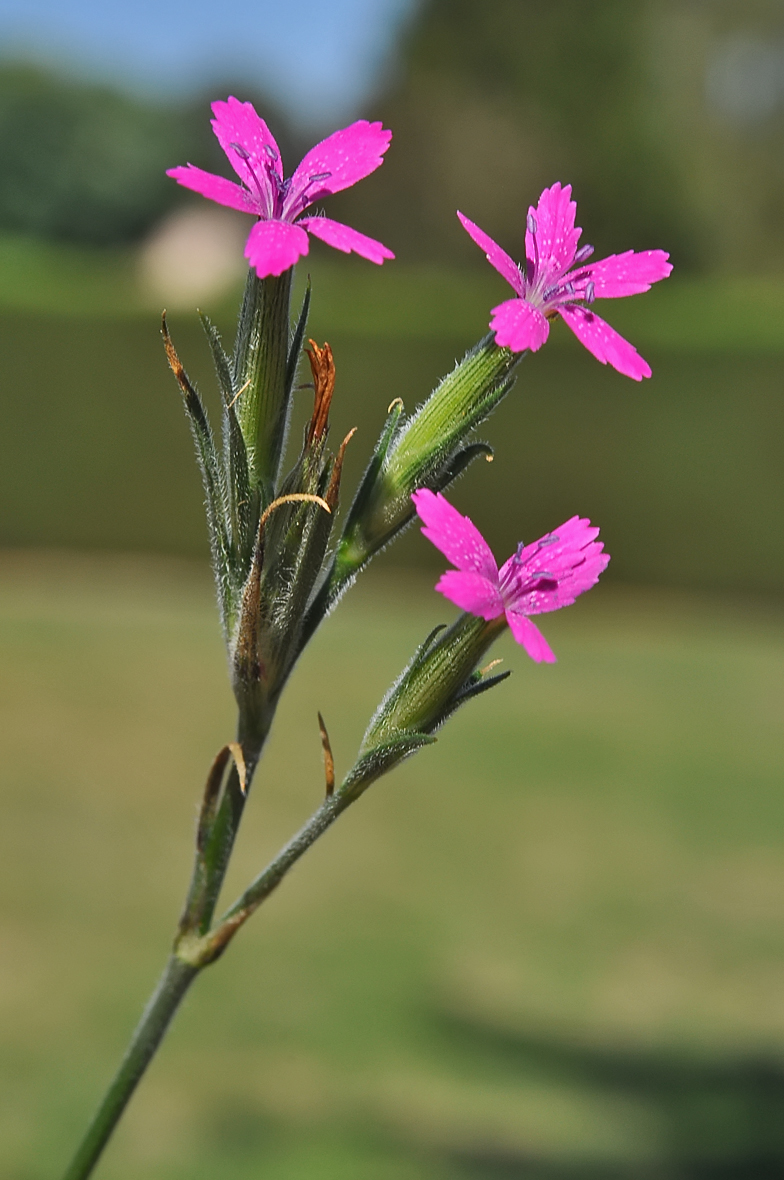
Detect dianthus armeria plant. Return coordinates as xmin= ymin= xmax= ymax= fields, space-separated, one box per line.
xmin=62 ymin=98 xmax=671 ymax=1179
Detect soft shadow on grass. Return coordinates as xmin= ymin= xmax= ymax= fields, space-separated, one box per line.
xmin=434 ymin=1011 xmax=784 ymax=1179
xmin=0 ymin=553 xmax=783 ymax=1178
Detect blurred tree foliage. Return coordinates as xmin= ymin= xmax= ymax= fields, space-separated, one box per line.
xmin=0 ymin=65 xmax=188 ymax=244
xmin=332 ymin=0 xmax=784 ymax=273
xmin=3 ymin=0 xmax=784 ymax=271
xmin=0 ymin=64 xmax=302 ymax=246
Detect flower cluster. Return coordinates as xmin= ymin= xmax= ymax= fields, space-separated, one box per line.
xmin=61 ymin=95 xmax=674 ymax=1177
xmin=163 ymin=95 xmax=668 ymax=692
xmin=161 ymin=94 xmax=674 ymax=690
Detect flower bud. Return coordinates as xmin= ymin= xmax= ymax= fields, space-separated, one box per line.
xmin=339 ymin=611 xmax=509 ymax=799
xmin=327 ymin=336 xmax=520 ymax=605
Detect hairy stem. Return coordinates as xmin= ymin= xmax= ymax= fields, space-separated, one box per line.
xmin=61 ymin=956 xmax=198 ymax=1180
xmin=62 ymin=714 xmax=267 ymax=1179
xmin=200 ymin=791 xmax=352 ymax=959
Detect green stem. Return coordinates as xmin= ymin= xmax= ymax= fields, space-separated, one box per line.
xmin=219 ymin=792 xmax=349 ymax=930
xmin=63 ymin=717 xmax=268 ymax=1179
xmin=61 ymin=955 xmax=198 ymax=1180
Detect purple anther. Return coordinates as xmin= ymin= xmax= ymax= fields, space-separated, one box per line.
xmin=527 ymin=213 xmax=538 ymax=236
xmin=264 ymin=144 xmax=278 ymax=160
xmin=537 ymin=535 xmax=560 ymax=547
xmin=230 ymin=142 xmax=251 ymax=160
xmin=574 ymin=243 xmax=594 ymax=264
xmin=309 ymin=172 xmax=332 ymax=183
xmin=585 ymin=281 xmax=595 ymax=304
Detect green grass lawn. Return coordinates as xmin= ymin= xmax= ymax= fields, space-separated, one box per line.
xmin=1 ymin=553 xmax=783 ymax=1179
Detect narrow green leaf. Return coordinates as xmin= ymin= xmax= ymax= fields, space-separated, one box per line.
xmin=340 ymin=397 xmax=405 ymax=543
xmin=199 ymin=312 xmax=234 ymax=404
xmin=431 ymin=442 xmax=494 ymax=490
xmin=285 ymin=280 xmax=311 ymax=398
xmin=200 ymin=311 xmax=256 ymax=590
xmin=162 ymin=316 xmax=232 ymax=636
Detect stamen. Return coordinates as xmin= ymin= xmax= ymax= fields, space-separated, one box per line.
xmin=537 ymin=534 xmax=560 ymax=547
xmin=585 ymin=281 xmax=595 ymax=304
xmin=283 ymin=171 xmax=334 ymax=221
xmin=574 ymin=243 xmax=594 ymax=263
xmin=526 ymin=213 xmax=540 ymax=279
xmin=228 ymin=142 xmax=269 ymax=211
xmin=264 ymin=144 xmax=278 ymax=161
xmin=543 ymin=281 xmax=573 ymax=302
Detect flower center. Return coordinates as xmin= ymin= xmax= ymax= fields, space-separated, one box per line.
xmin=229 ymin=142 xmax=291 ymax=218
xmin=524 ymin=224 xmax=598 ymax=311
xmin=283 ymin=171 xmax=333 ymax=222
xmin=500 ymin=535 xmax=562 ymax=598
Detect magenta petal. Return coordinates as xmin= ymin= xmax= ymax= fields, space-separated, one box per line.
xmin=456 ymin=212 xmax=524 ymax=295
xmin=435 ymin=570 xmax=505 ymax=619
xmin=284 ymin=120 xmax=392 ymax=217
xmin=506 ymin=613 xmax=557 ymax=663
xmin=501 ymin=516 xmax=609 ymax=617
xmin=526 ymin=183 xmax=582 ymax=279
xmin=490 ymin=298 xmax=549 ymax=353
xmin=580 ymin=249 xmax=672 ymax=298
xmin=559 ymin=305 xmax=651 ymax=380
xmin=244 ymin=219 xmax=309 ymax=278
xmin=166 ymin=165 xmax=258 ymax=215
xmin=412 ymin=490 xmax=498 ymax=581
xmin=555 ymin=548 xmax=610 ymax=604
xmin=509 ymin=517 xmax=600 ymax=580
xmin=299 ymin=217 xmax=394 ymax=264
xmin=210 ymin=97 xmax=282 ymax=201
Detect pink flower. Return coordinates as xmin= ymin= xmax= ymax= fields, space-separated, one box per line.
xmin=412 ymin=489 xmax=609 ymax=663
xmin=167 ymin=96 xmax=394 ymax=279
xmin=458 ymin=183 xmax=672 ymax=380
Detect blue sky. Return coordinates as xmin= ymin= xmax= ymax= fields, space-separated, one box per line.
xmin=0 ymin=0 xmax=418 ymax=125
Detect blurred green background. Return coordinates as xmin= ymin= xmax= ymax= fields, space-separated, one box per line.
xmin=1 ymin=1 xmax=784 ymax=1177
